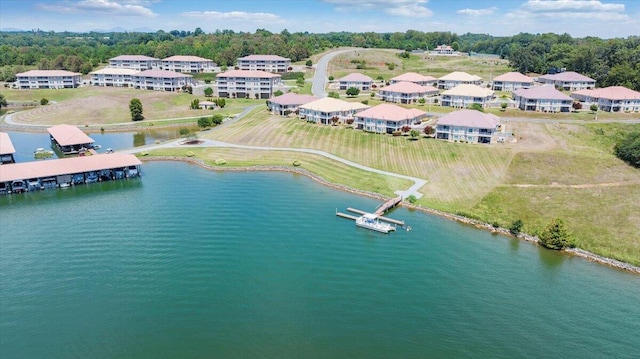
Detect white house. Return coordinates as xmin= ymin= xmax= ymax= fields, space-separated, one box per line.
xmin=237 ymin=55 xmax=291 ymax=73
xmin=108 ymin=55 xmax=160 ymax=71
xmin=298 ymin=97 xmax=369 ymax=125
xmin=353 ymin=104 xmax=427 ymax=134
xmin=90 ymin=68 xmax=138 ymax=87
xmin=132 ymin=69 xmax=193 ymax=92
xmin=432 ymin=45 xmax=456 ymax=56
xmin=377 ymin=81 xmax=439 ymax=104
xmin=492 ymin=72 xmax=534 ymax=91
xmin=16 ymin=70 xmax=82 ymax=89
xmin=389 ymin=72 xmax=437 ymax=86
xmin=161 ymin=55 xmax=216 ymax=73
xmin=267 ymin=93 xmax=318 ymax=116
xmin=441 ymin=84 xmax=494 ymax=109
xmin=438 ymin=71 xmax=483 ymax=90
xmin=435 ymin=110 xmax=500 ymax=144
xmin=537 ymin=71 xmax=596 ymax=91
xmin=216 ymin=70 xmax=281 ymax=99
xmin=513 ymin=85 xmax=572 ymax=112
xmin=338 ymin=73 xmax=374 ymax=91
xmin=571 ymin=86 xmax=640 ymax=113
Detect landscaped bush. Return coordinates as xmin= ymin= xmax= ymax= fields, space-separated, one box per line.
xmin=613 ymin=131 xmax=640 ymax=168
xmin=186 ymin=151 xmax=195 ymax=157
xmin=214 ymin=158 xmax=226 ymax=165
xmin=392 ymin=131 xmax=402 ymax=136
xmin=292 ymin=160 xmax=301 ymax=166
xmin=281 ymin=72 xmax=306 ymax=80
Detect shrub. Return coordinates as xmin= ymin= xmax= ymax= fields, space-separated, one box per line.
xmin=370 ymin=93 xmax=375 ymax=98
xmin=328 ymin=75 xmax=334 ymax=81
xmin=501 ymin=102 xmax=508 ymax=110
xmin=197 ymin=116 xmax=211 ymax=128
xmin=423 ymin=126 xmax=435 ymax=135
xmin=401 ymin=125 xmax=411 ymax=133
xmin=492 ymin=221 xmax=500 ymax=228
xmin=418 ymin=98 xmax=426 ymax=105
xmin=204 ymin=78 xmax=212 ymax=84
xmin=140 ymin=151 xmax=149 ymax=156
xmin=345 ymin=118 xmax=354 ymax=125
xmin=613 ymin=131 xmax=640 ymax=168
xmin=346 ymin=87 xmax=360 ymax=97
xmin=590 ymin=104 xmax=599 ymax=112
xmin=273 ymin=90 xmax=283 ymax=96
xmin=407 ymin=195 xmax=417 ymax=204
xmin=409 ymin=129 xmax=420 ymax=139
xmin=509 ymin=219 xmax=523 ymax=235
xmin=292 ymin=160 xmax=301 ymax=166
xmin=214 ymin=158 xmax=226 ymax=165
xmin=281 ymin=72 xmax=306 ymax=80
xmin=361 ymin=100 xmax=368 ymax=105
xmin=392 ymin=131 xmax=402 ymax=136
xmin=211 ymin=114 xmax=224 ymax=125
xmin=204 ymin=87 xmax=213 ymax=97
xmin=386 ymin=62 xmax=396 ymax=70
xmin=186 ymin=151 xmax=195 ymax=157
xmin=328 ymin=91 xmax=340 ymax=99
xmin=539 ymin=218 xmax=574 ymax=250
xmin=305 ymin=60 xmax=312 ymax=67
xmin=572 ymin=101 xmax=582 ymax=110
xmin=40 ymin=98 xmax=49 ymax=105
xmin=470 ymin=103 xmax=484 ymax=112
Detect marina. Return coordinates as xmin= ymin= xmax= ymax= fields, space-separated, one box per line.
xmin=0 ymin=130 xmax=142 ymax=195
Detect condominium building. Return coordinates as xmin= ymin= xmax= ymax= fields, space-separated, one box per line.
xmin=16 ymin=70 xmax=82 ymax=89
xmin=108 ymin=55 xmax=160 ymax=71
xmin=237 ymin=55 xmax=291 ymax=73
xmin=216 ymin=70 xmax=281 ymax=99
xmin=161 ymin=55 xmax=216 ymax=73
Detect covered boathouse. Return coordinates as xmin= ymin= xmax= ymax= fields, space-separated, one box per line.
xmin=0 ymin=153 xmax=142 ymax=195
xmin=48 ymin=124 xmax=96 ymax=155
xmin=0 ymin=132 xmax=16 ymax=164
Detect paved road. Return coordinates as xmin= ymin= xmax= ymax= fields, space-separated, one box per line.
xmin=312 ymin=48 xmax=362 ymax=97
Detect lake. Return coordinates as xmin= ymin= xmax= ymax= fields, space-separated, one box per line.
xmin=0 ymin=161 xmax=639 ymax=358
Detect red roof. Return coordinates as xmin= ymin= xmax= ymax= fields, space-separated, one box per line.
xmin=0 ymin=154 xmax=141 ymax=182
xmin=47 ymin=125 xmax=94 ymax=147
xmin=390 ymin=72 xmax=437 ymax=83
xmin=572 ymin=86 xmax=640 ymax=100
xmin=162 ymin=55 xmax=213 ymax=62
xmin=354 ymin=104 xmax=426 ymax=122
xmin=17 ymin=70 xmax=81 ymax=77
xmin=216 ymin=70 xmax=281 ymax=79
xmin=238 ymin=55 xmax=290 ymax=61
xmin=514 ymin=85 xmax=573 ymax=101
xmin=436 ymin=110 xmax=500 ymax=129
xmin=136 ymin=69 xmax=193 ymax=78
xmin=493 ymin=72 xmax=533 ymax=83
xmin=269 ymin=93 xmax=318 ymax=106
xmin=381 ymin=81 xmax=439 ymax=94
xmin=339 ymin=73 xmax=373 ymax=82
xmin=0 ymin=132 xmax=16 ymax=155
xmin=110 ymin=55 xmax=159 ymax=61
xmin=539 ymin=71 xmax=595 ymax=82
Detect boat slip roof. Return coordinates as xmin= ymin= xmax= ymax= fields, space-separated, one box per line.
xmin=0 ymin=132 xmax=16 ymax=155
xmin=0 ymin=153 xmax=141 ymax=182
xmin=47 ymin=125 xmax=95 ymax=146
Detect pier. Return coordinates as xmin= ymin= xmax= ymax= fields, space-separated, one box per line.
xmin=336 ymin=195 xmax=406 ymax=231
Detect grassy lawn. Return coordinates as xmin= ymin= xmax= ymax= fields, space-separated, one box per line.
xmin=2 ymin=87 xmax=263 ymax=126
xmin=143 ymin=147 xmax=412 ymax=198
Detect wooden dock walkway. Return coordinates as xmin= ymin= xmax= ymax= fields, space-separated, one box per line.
xmin=347 ymin=207 xmax=405 ymax=226
xmin=374 ymin=196 xmax=403 ymax=216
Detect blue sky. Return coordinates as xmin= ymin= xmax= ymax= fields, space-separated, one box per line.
xmin=1 ymin=0 xmax=638 ymax=37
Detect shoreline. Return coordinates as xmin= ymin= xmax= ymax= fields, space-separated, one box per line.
xmin=142 ymin=155 xmax=640 ymax=275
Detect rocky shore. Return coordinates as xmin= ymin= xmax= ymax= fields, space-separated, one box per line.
xmin=142 ymin=155 xmax=640 ymax=275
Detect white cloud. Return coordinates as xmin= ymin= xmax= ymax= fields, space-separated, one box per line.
xmin=37 ymin=0 xmax=157 ymax=17
xmin=323 ymin=0 xmax=433 ymax=18
xmin=456 ymin=7 xmax=498 ymax=16
xmin=181 ymin=11 xmax=284 ymax=23
xmin=508 ymin=0 xmax=628 ymax=20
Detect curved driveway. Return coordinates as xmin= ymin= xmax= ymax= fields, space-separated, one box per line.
xmin=312 ymin=48 xmax=363 ymax=97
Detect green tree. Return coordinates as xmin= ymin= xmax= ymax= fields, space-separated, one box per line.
xmin=204 ymin=87 xmax=213 ymax=97
xmin=590 ymin=103 xmax=599 ymax=113
xmin=129 ymin=98 xmax=144 ymax=122
xmin=509 ymin=219 xmax=523 ymax=235
xmin=0 ymin=93 xmax=8 ymax=108
xmin=328 ymin=91 xmax=340 ymax=99
xmin=204 ymin=78 xmax=212 ymax=84
xmin=501 ymin=102 xmax=508 ymax=111
xmin=211 ymin=114 xmax=224 ymax=125
xmin=328 ymin=75 xmax=334 ymax=81
xmin=197 ymin=116 xmax=211 ymax=128
xmin=40 ymin=98 xmax=49 ymax=105
xmin=451 ymin=41 xmax=460 ymax=51
xmin=178 ymin=127 xmax=191 ymax=137
xmin=409 ymin=129 xmax=420 ymax=140
xmin=296 ymin=76 xmax=305 ymax=86
xmin=613 ymin=131 xmax=640 ymax=168
xmin=470 ymin=103 xmax=484 ymax=112
xmin=539 ymin=218 xmax=574 ymax=250
xmin=305 ymin=59 xmax=312 ymax=67
xmin=190 ymin=98 xmax=200 ymax=110
xmin=418 ymin=98 xmax=426 ymax=105
xmin=346 ymin=87 xmax=360 ymax=97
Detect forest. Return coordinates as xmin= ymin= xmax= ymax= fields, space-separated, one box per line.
xmin=0 ymin=29 xmax=638 ymax=90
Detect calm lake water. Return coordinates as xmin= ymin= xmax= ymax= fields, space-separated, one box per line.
xmin=5 ymin=129 xmax=184 ymax=162
xmin=1 ymin=161 xmax=639 ymax=359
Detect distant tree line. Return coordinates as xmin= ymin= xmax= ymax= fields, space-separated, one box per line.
xmin=0 ymin=29 xmax=638 ymax=89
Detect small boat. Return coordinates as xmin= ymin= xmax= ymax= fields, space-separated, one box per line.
xmin=355 ymin=213 xmax=395 ymax=233
xmin=93 ymin=144 xmax=102 ymax=150
xmin=105 ymin=148 xmax=114 ymax=154
xmin=33 ymin=147 xmax=45 ymax=154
